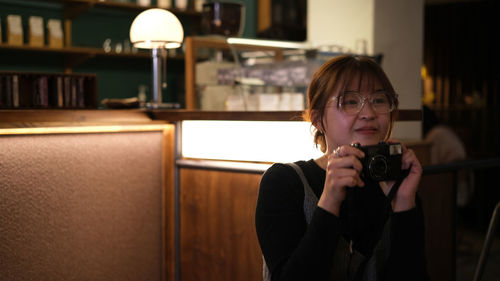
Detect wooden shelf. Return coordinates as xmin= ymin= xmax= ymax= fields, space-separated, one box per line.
xmin=92 ymin=1 xmax=202 ymax=17
xmin=0 ymin=43 xmax=183 ymax=60
xmin=0 ymin=43 xmax=146 ymax=57
xmin=48 ymin=0 xmax=202 ymax=18
xmin=0 ymin=44 xmax=188 ymax=71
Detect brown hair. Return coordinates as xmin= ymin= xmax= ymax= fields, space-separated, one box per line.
xmin=303 ymin=55 xmax=399 ymax=152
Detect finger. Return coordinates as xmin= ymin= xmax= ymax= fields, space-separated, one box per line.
xmin=333 ymin=146 xmax=342 ymax=158
xmin=386 ymin=138 xmax=400 ymax=144
xmin=328 ymin=155 xmax=363 ymax=172
xmin=401 ymin=150 xmax=411 ymax=170
xmin=402 ymin=149 xmax=421 ymax=171
xmin=331 ymin=167 xmax=361 ymax=178
xmin=336 ymin=175 xmax=365 ymax=188
xmin=334 ymin=145 xmax=365 ymax=158
xmin=399 ymin=142 xmax=408 ymax=153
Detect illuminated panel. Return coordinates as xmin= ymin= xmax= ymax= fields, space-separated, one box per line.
xmin=181 ymin=120 xmax=323 ymax=163
xmin=227 ymin=37 xmax=310 ymax=49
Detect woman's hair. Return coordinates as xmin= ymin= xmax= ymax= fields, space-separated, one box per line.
xmin=303 ymin=55 xmax=399 ymax=153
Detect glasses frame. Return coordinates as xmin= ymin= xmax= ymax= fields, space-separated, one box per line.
xmin=330 ymin=92 xmax=397 ymax=115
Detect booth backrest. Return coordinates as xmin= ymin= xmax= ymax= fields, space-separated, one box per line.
xmin=0 ymin=131 xmax=164 ymax=281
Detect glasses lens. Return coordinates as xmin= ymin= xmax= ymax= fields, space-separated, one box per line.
xmin=340 ymin=92 xmax=394 ymax=114
xmin=370 ymin=93 xmax=392 ymax=113
xmin=340 ymin=93 xmax=361 ymax=114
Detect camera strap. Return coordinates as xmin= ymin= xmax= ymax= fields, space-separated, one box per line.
xmin=386 ymin=169 xmax=410 ymax=201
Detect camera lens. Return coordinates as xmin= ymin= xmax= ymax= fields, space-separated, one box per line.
xmin=368 ymin=155 xmax=388 ymax=181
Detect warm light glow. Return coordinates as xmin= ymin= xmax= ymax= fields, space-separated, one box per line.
xmin=129 ymin=8 xmax=184 ymax=49
xmin=227 ymin=37 xmax=311 ymax=49
xmin=181 ymin=121 xmax=323 ymax=163
xmin=0 ymin=124 xmax=170 ymax=135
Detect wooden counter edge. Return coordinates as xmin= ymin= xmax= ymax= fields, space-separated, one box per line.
xmin=0 ymin=109 xmax=422 ymax=126
xmin=150 ymin=109 xmax=421 ymax=122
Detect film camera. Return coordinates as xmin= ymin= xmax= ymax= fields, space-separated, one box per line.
xmin=351 ymin=142 xmax=403 ymax=182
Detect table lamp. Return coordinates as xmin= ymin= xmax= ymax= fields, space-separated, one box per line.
xmin=130 ymin=8 xmax=184 ymax=108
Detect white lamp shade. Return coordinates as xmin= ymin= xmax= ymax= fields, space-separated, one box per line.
xmin=129 ymin=8 xmax=184 ymax=49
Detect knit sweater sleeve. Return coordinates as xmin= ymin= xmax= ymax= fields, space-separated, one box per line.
xmin=385 ymin=203 xmax=430 ymax=281
xmin=255 ymin=163 xmax=341 ymax=281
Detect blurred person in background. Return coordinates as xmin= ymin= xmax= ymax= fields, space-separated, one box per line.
xmin=422 ymin=105 xmax=473 ymax=207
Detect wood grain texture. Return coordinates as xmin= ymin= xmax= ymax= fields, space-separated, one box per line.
xmin=184 ymin=37 xmax=197 ymax=110
xmin=179 ymin=168 xmax=263 ymax=281
xmin=162 ymin=125 xmax=177 ymax=281
xmin=151 ymin=109 xmax=421 ymax=122
xmin=0 ymin=109 xmax=421 ymax=127
xmin=151 ymin=109 xmax=305 ymax=121
xmin=407 ymin=141 xmax=432 ymax=166
xmin=419 ymin=173 xmax=455 ymax=281
xmin=0 ymin=109 xmax=153 ymax=125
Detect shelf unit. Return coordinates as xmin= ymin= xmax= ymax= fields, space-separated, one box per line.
xmin=0 ymin=0 xmax=201 ymax=73
xmin=0 ymin=43 xmax=188 ymax=71
xmin=0 ymin=0 xmax=202 ymax=108
xmin=184 ymin=36 xmax=287 ymax=110
xmin=60 ymin=0 xmax=201 ymax=54
xmin=0 ymin=70 xmax=97 ymax=109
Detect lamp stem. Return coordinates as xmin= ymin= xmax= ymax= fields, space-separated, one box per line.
xmin=152 ymin=48 xmax=162 ymax=108
xmin=162 ymin=48 xmax=168 ymax=92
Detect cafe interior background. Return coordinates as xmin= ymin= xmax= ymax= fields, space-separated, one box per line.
xmin=1 ymin=0 xmax=499 ymax=281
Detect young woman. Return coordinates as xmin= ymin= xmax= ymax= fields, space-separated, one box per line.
xmin=255 ymin=55 xmax=429 ymax=281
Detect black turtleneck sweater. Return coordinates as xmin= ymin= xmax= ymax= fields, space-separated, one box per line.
xmin=255 ymin=159 xmax=429 ymax=281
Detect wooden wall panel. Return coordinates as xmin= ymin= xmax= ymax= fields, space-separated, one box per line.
xmin=424 ymin=2 xmax=500 ymax=158
xmin=179 ymin=168 xmax=263 ymax=281
xmin=258 ymin=0 xmax=271 ymax=32
xmin=419 ymin=173 xmax=455 ymax=281
xmin=408 ymin=141 xmax=432 ymax=166
xmin=162 ymin=126 xmax=176 ymax=281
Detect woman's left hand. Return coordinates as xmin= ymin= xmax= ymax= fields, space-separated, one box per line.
xmin=387 ymin=140 xmax=422 ymax=212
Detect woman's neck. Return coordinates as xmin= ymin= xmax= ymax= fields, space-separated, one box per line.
xmin=314 ymin=154 xmax=329 ymax=170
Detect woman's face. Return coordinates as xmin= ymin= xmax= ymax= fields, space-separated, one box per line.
xmin=321 ymin=76 xmax=391 ymax=153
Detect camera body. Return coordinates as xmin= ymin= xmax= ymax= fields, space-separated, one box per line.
xmin=351 ymin=142 xmax=402 ymax=182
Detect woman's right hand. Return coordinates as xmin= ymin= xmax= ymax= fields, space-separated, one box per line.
xmin=317 ymin=144 xmax=365 ymax=216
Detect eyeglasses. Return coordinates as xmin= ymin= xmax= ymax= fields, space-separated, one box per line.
xmin=330 ymin=92 xmax=396 ymax=115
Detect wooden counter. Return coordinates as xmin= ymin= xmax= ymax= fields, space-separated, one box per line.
xmin=0 ymin=109 xmax=153 ymax=127
xmin=150 ymin=109 xmax=422 ymax=122
xmin=0 ymin=108 xmax=422 ymax=126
